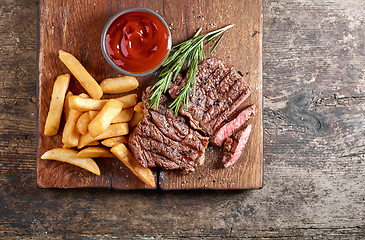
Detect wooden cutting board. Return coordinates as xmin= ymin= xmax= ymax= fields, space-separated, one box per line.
xmin=37 ymin=0 xmax=263 ymax=190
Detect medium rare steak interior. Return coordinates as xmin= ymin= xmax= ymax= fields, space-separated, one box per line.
xmin=169 ymin=58 xmax=251 ymax=136
xmin=129 ymin=87 xmax=209 ymax=172
xmin=222 ymin=125 xmax=252 ymax=168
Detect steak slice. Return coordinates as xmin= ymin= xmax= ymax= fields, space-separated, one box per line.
xmin=169 ymin=58 xmax=251 ymax=135
xmin=222 ymin=125 xmax=252 ymax=168
xmin=211 ymin=105 xmax=255 ymax=146
xmin=129 ymin=88 xmax=209 ymax=172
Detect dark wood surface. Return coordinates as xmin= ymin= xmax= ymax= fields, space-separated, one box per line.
xmin=37 ymin=0 xmax=263 ymax=190
xmin=1 ymin=0 xmax=364 ymax=238
xmin=158 ymin=0 xmax=263 ymax=190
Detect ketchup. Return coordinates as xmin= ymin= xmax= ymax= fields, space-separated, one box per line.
xmin=105 ymin=11 xmax=171 ymax=74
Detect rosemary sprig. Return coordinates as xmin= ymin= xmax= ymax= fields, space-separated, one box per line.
xmin=148 ymin=24 xmax=234 ymax=115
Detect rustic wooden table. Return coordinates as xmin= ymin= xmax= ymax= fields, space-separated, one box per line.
xmin=0 ymin=0 xmax=363 ymax=239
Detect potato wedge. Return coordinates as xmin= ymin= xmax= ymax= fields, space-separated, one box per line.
xmin=64 ymin=91 xmax=73 ymax=121
xmin=63 ymin=143 xmax=74 ymax=149
xmin=89 ymin=110 xmax=99 ymax=119
xmin=87 ymin=140 xmax=100 ymax=146
xmin=111 ymin=143 xmax=155 ymax=188
xmin=59 ymin=50 xmax=103 ymax=99
xmin=79 ymin=93 xmax=90 ymax=99
xmin=69 ymin=96 xmax=107 ymax=111
xmin=41 ymin=148 xmax=100 ymax=175
xmin=62 ymin=108 xmax=82 ymax=147
xmin=88 ymin=99 xmax=123 ymax=138
xmin=76 ymin=112 xmax=92 ymax=135
xmin=111 ymin=108 xmax=134 ymax=123
xmin=77 ymin=147 xmax=115 ymax=158
xmin=78 ymin=123 xmax=129 ymax=148
xmin=129 ymin=111 xmax=143 ymax=129
xmin=100 ymin=76 xmax=139 ymax=94
xmin=133 ymin=102 xmax=144 ymax=114
xmin=64 ymin=140 xmax=98 ymax=148
xmin=116 ymin=94 xmax=138 ymax=109
xmin=44 ymin=74 xmax=70 ymax=136
xmin=101 ymin=136 xmax=129 ymax=147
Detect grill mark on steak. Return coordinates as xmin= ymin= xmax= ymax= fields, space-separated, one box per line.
xmin=194 ymin=68 xmax=233 ymax=124
xmin=129 ymin=87 xmax=209 ymax=172
xmin=133 ymin=119 xmax=204 ymax=171
xmin=176 ymin=58 xmax=251 ymax=135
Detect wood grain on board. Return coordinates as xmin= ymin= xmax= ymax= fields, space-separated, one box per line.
xmin=37 ymin=0 xmax=263 ymax=189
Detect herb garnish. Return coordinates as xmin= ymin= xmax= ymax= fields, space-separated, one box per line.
xmin=148 ymin=24 xmax=234 ymax=115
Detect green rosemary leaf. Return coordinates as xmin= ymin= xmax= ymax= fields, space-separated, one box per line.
xmin=148 ymin=25 xmax=234 ymax=114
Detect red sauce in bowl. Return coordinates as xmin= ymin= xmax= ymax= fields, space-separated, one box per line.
xmin=105 ymin=11 xmax=171 ymax=74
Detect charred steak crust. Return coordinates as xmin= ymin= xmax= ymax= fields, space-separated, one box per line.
xmin=129 ymin=88 xmax=209 ymax=172
xmin=170 ymin=58 xmax=251 ymax=135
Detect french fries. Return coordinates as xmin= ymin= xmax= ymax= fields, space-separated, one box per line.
xmin=77 ymin=147 xmax=115 ymax=158
xmin=62 ymin=107 xmax=82 ymax=148
xmin=59 ymin=50 xmax=103 ymax=100
xmin=78 ymin=123 xmax=129 ymax=148
xmin=100 ymin=76 xmax=139 ymax=94
xmin=69 ymin=96 xmax=108 ymax=111
xmin=101 ymin=136 xmax=129 ymax=147
xmin=41 ymin=148 xmax=100 ymax=175
xmin=88 ymin=99 xmax=123 ymax=138
xmin=89 ymin=110 xmax=98 ymax=119
xmin=129 ymin=112 xmax=143 ymax=129
xmin=116 ymin=94 xmax=138 ymax=109
xmin=133 ymin=102 xmax=144 ymax=114
xmin=87 ymin=140 xmax=100 ymax=146
xmin=79 ymin=93 xmax=90 ymax=99
xmin=44 ymin=74 xmax=70 ymax=136
xmin=89 ymin=108 xmax=134 ymax=123
xmin=111 ymin=108 xmax=134 ymax=123
xmin=76 ymin=112 xmax=92 ymax=135
xmin=64 ymin=91 xmax=73 ymax=121
xmin=111 ymin=143 xmax=155 ymax=188
xmin=43 ymin=50 xmax=157 ymax=187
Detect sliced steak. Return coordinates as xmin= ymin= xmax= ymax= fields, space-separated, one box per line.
xmin=129 ymin=88 xmax=209 ymax=172
xmin=211 ymin=105 xmax=255 ymax=146
xmin=222 ymin=125 xmax=252 ymax=168
xmin=169 ymin=58 xmax=251 ymax=135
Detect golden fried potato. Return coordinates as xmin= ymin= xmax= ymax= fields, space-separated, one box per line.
xmin=129 ymin=112 xmax=143 ymax=129
xmin=59 ymin=50 xmax=103 ymax=99
xmin=100 ymin=76 xmax=139 ymax=94
xmin=44 ymin=74 xmax=70 ymax=136
xmin=110 ymin=143 xmax=155 ymax=188
xmin=88 ymin=99 xmax=123 ymax=138
xmin=69 ymin=96 xmax=107 ymax=111
xmin=133 ymin=102 xmax=144 ymax=114
xmin=62 ymin=108 xmax=82 ymax=148
xmin=101 ymin=136 xmax=129 ymax=147
xmin=41 ymin=148 xmax=100 ymax=175
xmin=76 ymin=112 xmax=92 ymax=135
xmin=77 ymin=147 xmax=115 ymax=158
xmin=116 ymin=94 xmax=137 ymax=109
xmin=111 ymin=108 xmax=134 ymax=123
xmin=78 ymin=123 xmax=129 ymax=148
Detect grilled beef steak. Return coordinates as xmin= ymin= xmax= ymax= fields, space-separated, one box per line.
xmin=211 ymin=105 xmax=255 ymax=146
xmin=169 ymin=58 xmax=251 ymax=135
xmin=222 ymin=125 xmax=252 ymax=168
xmin=129 ymin=88 xmax=209 ymax=172
xmin=130 ymin=58 xmax=253 ymax=172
